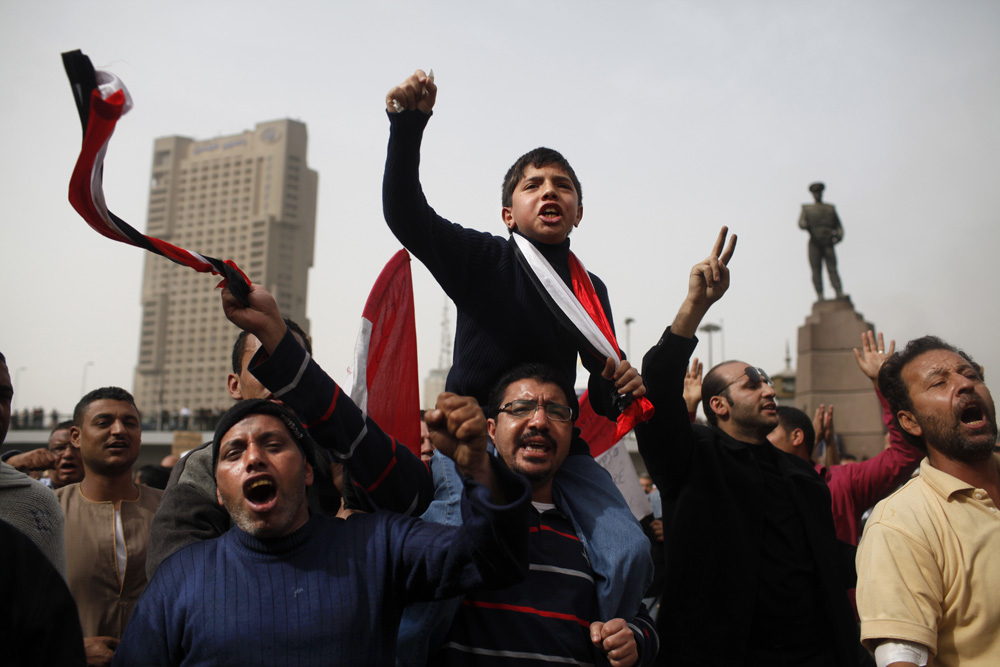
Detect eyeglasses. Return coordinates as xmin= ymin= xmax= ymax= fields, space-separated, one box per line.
xmin=719 ymin=366 xmax=772 ymax=393
xmin=497 ymin=400 xmax=573 ymax=422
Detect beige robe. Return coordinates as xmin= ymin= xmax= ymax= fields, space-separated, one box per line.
xmin=56 ymin=483 xmax=163 ymax=638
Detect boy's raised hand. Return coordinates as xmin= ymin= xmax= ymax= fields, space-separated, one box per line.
xmin=386 ymin=69 xmax=437 ymax=114
xmin=220 ymin=282 xmax=287 ymax=353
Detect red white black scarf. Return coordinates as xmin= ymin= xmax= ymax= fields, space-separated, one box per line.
xmin=509 ymin=234 xmax=654 ymax=441
xmin=62 ymin=49 xmax=250 ymax=304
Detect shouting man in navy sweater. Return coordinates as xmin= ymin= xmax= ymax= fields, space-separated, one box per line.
xmin=113 ymin=285 xmax=533 ymax=667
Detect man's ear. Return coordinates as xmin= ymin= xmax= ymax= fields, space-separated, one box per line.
xmin=573 ymin=205 xmax=583 ymax=228
xmin=216 ymin=486 xmax=224 ymax=507
xmin=709 ymin=396 xmax=729 ymax=421
xmin=501 ymin=207 xmax=517 ymax=232
xmin=487 ymin=418 xmax=497 ymax=441
xmin=227 ymin=373 xmax=244 ymax=401
xmin=304 ymin=462 xmax=314 ymax=488
xmin=897 ymin=410 xmax=923 ymax=439
xmin=790 ymin=428 xmax=806 ymax=448
xmin=70 ymin=426 xmax=81 ymax=449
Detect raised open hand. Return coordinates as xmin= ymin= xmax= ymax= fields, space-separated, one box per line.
xmin=853 ymin=331 xmax=895 ymax=383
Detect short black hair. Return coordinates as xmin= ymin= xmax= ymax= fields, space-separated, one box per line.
xmin=486 ymin=362 xmax=579 ymax=422
xmin=231 ymin=318 xmax=312 ymax=375
xmin=878 ymin=335 xmax=981 ymax=453
xmin=701 ymin=361 xmax=742 ymax=426
xmin=73 ymin=387 xmax=139 ymax=426
xmin=50 ymin=420 xmax=74 ymax=436
xmin=501 ymin=147 xmax=583 ymax=208
xmin=776 ymin=406 xmax=817 ymax=458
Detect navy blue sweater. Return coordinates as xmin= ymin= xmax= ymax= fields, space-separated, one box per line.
xmin=114 ymin=463 xmax=530 ymax=666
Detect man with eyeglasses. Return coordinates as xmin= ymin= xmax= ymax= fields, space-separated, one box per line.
xmin=418 ymin=362 xmax=658 ymax=666
xmin=634 ymin=228 xmax=862 ymax=667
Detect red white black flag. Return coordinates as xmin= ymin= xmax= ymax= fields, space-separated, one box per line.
xmin=62 ymin=49 xmax=251 ymax=303
xmin=344 ymin=249 xmax=421 ymax=457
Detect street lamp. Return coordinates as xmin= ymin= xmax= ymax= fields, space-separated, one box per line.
xmin=624 ymin=317 xmax=636 ymax=359
xmin=699 ymin=323 xmax=722 ymax=368
xmin=13 ymin=367 xmax=26 ymax=412
xmin=81 ymin=361 xmax=95 ymax=397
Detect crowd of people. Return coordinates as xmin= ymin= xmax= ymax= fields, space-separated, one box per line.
xmin=0 ymin=69 xmax=996 ymax=667
xmin=7 ymin=406 xmax=228 ymax=433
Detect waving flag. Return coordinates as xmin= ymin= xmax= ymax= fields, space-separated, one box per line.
xmin=345 ymin=250 xmax=421 ymax=456
xmin=62 ymin=49 xmax=250 ymax=304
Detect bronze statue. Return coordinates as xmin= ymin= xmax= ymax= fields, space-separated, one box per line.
xmin=799 ymin=182 xmax=844 ymax=300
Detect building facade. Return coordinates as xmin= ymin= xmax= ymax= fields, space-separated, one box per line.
xmin=133 ymin=120 xmax=317 ymax=421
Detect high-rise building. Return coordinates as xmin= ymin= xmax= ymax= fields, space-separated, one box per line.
xmin=133 ymin=119 xmax=317 ymax=422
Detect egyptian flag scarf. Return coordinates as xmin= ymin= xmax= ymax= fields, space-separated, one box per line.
xmin=62 ymin=49 xmax=250 ymax=304
xmin=509 ymin=233 xmax=654 ymax=442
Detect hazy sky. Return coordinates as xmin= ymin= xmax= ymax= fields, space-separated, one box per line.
xmin=2 ymin=0 xmax=998 ymax=416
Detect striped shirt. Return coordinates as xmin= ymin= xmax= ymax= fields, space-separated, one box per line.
xmin=436 ymin=505 xmax=601 ymax=666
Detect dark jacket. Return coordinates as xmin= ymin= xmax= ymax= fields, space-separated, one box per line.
xmin=635 ymin=329 xmax=859 ymax=667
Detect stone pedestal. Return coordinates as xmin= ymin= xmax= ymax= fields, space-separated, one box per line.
xmin=796 ymin=298 xmax=885 ymax=459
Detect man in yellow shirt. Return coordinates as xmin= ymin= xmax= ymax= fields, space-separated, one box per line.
xmin=857 ymin=336 xmax=1000 ymax=667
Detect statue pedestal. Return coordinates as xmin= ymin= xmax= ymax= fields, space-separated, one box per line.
xmin=796 ymin=298 xmax=886 ymax=459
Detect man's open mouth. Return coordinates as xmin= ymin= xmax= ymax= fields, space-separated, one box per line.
xmin=244 ymin=477 xmax=277 ymax=506
xmin=519 ymin=431 xmax=556 ymax=458
xmin=960 ymin=404 xmax=987 ymax=427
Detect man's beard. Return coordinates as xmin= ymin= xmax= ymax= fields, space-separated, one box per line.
xmin=921 ymin=399 xmax=999 ymax=465
xmin=223 ymin=472 xmax=308 ymax=539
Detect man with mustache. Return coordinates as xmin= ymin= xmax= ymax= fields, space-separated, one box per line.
xmin=635 ymin=228 xmax=861 ymax=666
xmin=407 ymin=362 xmax=657 ymax=666
xmin=47 ymin=420 xmax=85 ymax=489
xmin=856 ymin=336 xmax=1000 ymax=667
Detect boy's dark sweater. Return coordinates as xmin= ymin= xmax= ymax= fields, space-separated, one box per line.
xmin=383 ymin=110 xmax=619 ymax=417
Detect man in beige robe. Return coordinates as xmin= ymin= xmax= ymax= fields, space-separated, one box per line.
xmin=56 ymin=386 xmax=162 ymax=667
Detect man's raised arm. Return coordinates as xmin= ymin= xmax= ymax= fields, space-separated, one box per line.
xmin=635 ymin=227 xmax=737 ymax=492
xmin=845 ymin=330 xmax=924 ymax=509
xmin=221 ymin=282 xmax=434 ymax=516
xmin=669 ymin=226 xmax=737 ymax=339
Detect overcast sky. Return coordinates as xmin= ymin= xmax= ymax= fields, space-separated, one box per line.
xmin=2 ymin=0 xmax=998 ymax=416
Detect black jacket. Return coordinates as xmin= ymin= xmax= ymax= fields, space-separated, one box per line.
xmin=635 ymin=330 xmax=859 ymax=666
